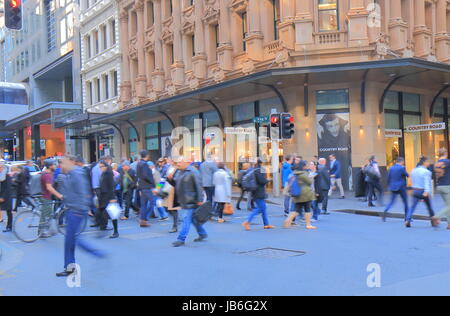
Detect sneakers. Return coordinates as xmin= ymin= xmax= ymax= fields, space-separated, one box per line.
xmin=431 ymin=217 xmax=441 ymax=228
xmin=172 ymin=241 xmax=185 ymax=247
xmin=140 ymin=220 xmax=150 ymax=228
xmin=306 ymin=225 xmax=317 ymax=230
xmin=242 ymin=222 xmax=251 ymax=231
xmin=264 ymin=225 xmax=274 ymax=229
xmin=194 ymin=235 xmax=208 ymax=242
xmin=218 ymin=218 xmax=225 ymax=223
xmin=159 ymin=217 xmax=170 ymax=222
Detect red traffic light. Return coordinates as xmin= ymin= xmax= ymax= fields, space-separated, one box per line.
xmin=289 ymin=116 xmax=294 ymax=123
xmin=10 ymin=0 xmax=20 ymax=8
xmin=270 ymin=116 xmax=279 ymax=124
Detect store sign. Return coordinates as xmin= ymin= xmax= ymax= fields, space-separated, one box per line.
xmin=258 ymin=136 xmax=271 ymax=144
xmin=385 ymin=129 xmax=403 ymax=138
xmin=224 ymin=127 xmax=255 ymax=135
xmin=406 ymin=122 xmax=446 ymax=133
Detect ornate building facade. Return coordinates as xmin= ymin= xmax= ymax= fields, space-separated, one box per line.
xmin=86 ymin=0 xmax=450 ymax=191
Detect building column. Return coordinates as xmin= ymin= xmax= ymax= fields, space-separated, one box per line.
xmin=347 ymin=0 xmax=369 ymax=48
xmin=217 ymin=0 xmax=233 ymax=71
xmin=152 ymin=0 xmax=165 ymax=93
xmin=278 ymin=0 xmax=295 ymax=48
xmin=171 ymin=0 xmax=184 ymax=86
xmin=246 ymin=0 xmax=264 ymax=60
xmin=435 ymin=0 xmax=449 ymax=62
xmin=388 ymin=0 xmax=408 ymax=52
xmin=294 ymin=0 xmax=314 ymax=50
xmin=135 ymin=0 xmax=147 ymax=100
xmin=192 ymin=0 xmax=207 ymax=79
xmin=119 ymin=9 xmax=131 ymax=106
xmin=413 ymin=0 xmax=432 ymax=57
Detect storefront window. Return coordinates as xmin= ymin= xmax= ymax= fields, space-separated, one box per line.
xmin=128 ymin=127 xmax=138 ymax=159
xmin=145 ymin=122 xmax=160 ymax=161
xmin=433 ymin=98 xmax=448 ymax=161
xmin=384 ymin=91 xmax=399 ymax=111
xmin=98 ymin=129 xmax=114 ymax=158
xmin=318 ymin=0 xmax=339 ymax=31
xmin=203 ymin=111 xmax=220 ymax=128
xmin=259 ymin=97 xmax=283 ymax=116
xmin=232 ymin=102 xmax=255 ymax=122
xmin=403 ymin=115 xmax=422 ymax=173
xmin=316 ymin=89 xmax=349 ymax=111
xmin=181 ymin=114 xmax=202 ymax=161
xmin=403 ymin=93 xmax=421 ymax=112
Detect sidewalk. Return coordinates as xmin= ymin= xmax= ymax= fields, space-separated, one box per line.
xmin=232 ymin=190 xmax=448 ymax=221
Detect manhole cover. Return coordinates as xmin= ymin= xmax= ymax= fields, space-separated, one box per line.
xmin=122 ymin=232 xmax=166 ymax=241
xmin=237 ymin=247 xmax=306 ymax=259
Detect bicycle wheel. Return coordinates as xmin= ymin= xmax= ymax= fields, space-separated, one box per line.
xmin=13 ymin=210 xmax=42 ymax=243
xmin=57 ymin=209 xmax=87 ymax=236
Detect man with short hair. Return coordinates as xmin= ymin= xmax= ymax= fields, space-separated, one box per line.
xmin=328 ymin=154 xmax=344 ymax=199
xmin=136 ymin=150 xmax=156 ymax=227
xmin=171 ymin=157 xmax=207 ymax=247
xmin=40 ymin=159 xmax=63 ymax=238
xmin=383 ymin=157 xmax=409 ymax=222
xmin=120 ymin=160 xmax=138 ymax=220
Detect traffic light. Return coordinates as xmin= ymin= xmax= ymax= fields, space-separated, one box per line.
xmin=270 ymin=113 xmax=281 ymax=140
xmin=5 ymin=0 xmax=22 ymax=30
xmin=281 ymin=113 xmax=295 ymax=139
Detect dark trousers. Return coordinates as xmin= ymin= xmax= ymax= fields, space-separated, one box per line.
xmin=216 ymin=202 xmax=225 ymax=219
xmin=295 ymin=201 xmax=312 ymax=214
xmin=96 ymin=207 xmax=108 ymax=230
xmin=384 ymin=188 xmax=409 ymax=217
xmin=123 ymin=190 xmax=138 ymax=218
xmin=406 ymin=189 xmax=435 ymax=222
xmin=5 ymin=209 xmax=12 ymax=230
xmin=64 ymin=210 xmax=101 ymax=269
xmin=368 ymin=181 xmax=383 ymax=205
xmin=204 ymin=187 xmax=214 ymax=203
xmin=236 ymin=188 xmax=254 ymax=210
xmin=317 ymin=190 xmax=329 ymax=211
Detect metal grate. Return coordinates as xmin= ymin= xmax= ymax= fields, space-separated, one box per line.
xmin=237 ymin=247 xmax=306 ymax=259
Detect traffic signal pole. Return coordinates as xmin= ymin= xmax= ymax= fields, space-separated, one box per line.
xmin=270 ymin=109 xmax=281 ymax=197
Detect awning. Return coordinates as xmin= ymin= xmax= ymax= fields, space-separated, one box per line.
xmin=91 ymin=58 xmax=450 ymax=126
xmin=54 ymin=112 xmax=107 ymax=129
xmin=4 ymin=102 xmax=82 ymax=130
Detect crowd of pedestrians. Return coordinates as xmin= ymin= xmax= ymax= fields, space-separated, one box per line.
xmin=4 ymin=147 xmax=450 ymax=277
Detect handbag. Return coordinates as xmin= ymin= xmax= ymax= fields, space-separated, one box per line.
xmin=193 ymin=201 xmax=213 ymax=224
xmin=224 ymin=203 xmax=234 ymax=215
xmin=106 ymin=202 xmax=122 ymax=220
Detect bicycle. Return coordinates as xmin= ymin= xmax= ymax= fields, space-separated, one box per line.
xmin=13 ymin=197 xmax=87 ymax=243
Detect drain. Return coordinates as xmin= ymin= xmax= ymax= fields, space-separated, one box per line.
xmin=237 ymin=247 xmax=306 ymax=259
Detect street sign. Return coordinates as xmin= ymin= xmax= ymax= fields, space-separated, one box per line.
xmin=224 ymin=127 xmax=255 ymax=135
xmin=405 ymin=122 xmax=446 ymax=133
xmin=70 ymin=135 xmax=90 ymax=140
xmin=253 ymin=116 xmax=270 ymax=124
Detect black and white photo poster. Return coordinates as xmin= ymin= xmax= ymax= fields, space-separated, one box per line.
xmin=317 ymin=113 xmax=353 ymax=191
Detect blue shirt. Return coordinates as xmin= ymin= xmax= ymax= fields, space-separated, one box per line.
xmin=281 ymin=162 xmax=292 ymax=188
xmin=91 ymin=163 xmax=101 ymax=189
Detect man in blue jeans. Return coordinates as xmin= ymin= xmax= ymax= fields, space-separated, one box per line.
xmin=56 ymin=156 xmax=105 ymax=278
xmin=170 ymin=157 xmax=207 ymax=247
xmin=136 ymin=150 xmax=156 ymax=228
xmin=281 ymin=155 xmax=294 ymax=216
xmin=383 ymin=157 xmax=409 ymax=221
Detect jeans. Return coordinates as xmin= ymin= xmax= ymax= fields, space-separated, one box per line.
xmin=64 ymin=210 xmax=103 ymax=269
xmin=406 ymin=189 xmax=435 ymax=222
xmin=384 ymin=188 xmax=409 ymax=217
xmin=437 ymin=186 xmax=450 ymax=222
xmin=154 ymin=198 xmax=169 ymax=219
xmin=247 ymin=199 xmax=269 ymax=226
xmin=312 ymin=200 xmax=321 ymax=220
xmin=123 ymin=190 xmax=138 ymax=218
xmin=284 ymin=195 xmax=291 ymax=214
xmin=177 ymin=208 xmax=208 ymax=242
xmin=140 ymin=189 xmax=155 ymax=221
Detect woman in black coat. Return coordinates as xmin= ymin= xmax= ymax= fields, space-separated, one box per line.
xmin=0 ymin=163 xmax=13 ymax=232
xmin=98 ymin=161 xmax=119 ymax=238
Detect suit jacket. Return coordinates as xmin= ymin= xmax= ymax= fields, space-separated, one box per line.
xmin=387 ymin=164 xmax=408 ymax=192
xmin=329 ymin=160 xmax=341 ymax=179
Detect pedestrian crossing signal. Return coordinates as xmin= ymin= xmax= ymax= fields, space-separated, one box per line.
xmin=5 ymin=0 xmax=22 ymax=30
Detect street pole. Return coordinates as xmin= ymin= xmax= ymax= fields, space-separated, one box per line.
xmin=272 ymin=138 xmax=280 ymax=197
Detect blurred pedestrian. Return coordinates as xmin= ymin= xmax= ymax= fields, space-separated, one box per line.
xmin=405 ymin=156 xmax=440 ymax=228
xmin=172 ymin=157 xmax=207 ymax=247
xmin=242 ymin=160 xmax=274 ymax=231
xmin=40 ymin=159 xmax=63 ymax=238
xmin=56 ymin=156 xmax=105 ymax=278
xmin=199 ymin=155 xmax=218 ymax=204
xmin=282 ymin=155 xmax=294 ymax=216
xmin=383 ymin=157 xmax=409 ymax=221
xmin=119 ymin=160 xmax=138 ymax=220
xmin=363 ymin=156 xmax=383 ymax=207
xmin=137 ymin=150 xmax=156 ymax=228
xmin=236 ymin=163 xmax=253 ymax=211
xmin=0 ymin=162 xmax=12 ymax=232
xmin=98 ymin=161 xmax=119 ymax=238
xmin=284 ymin=160 xmax=317 ymax=230
xmin=328 ymin=154 xmax=344 ymax=199
xmin=435 ymin=148 xmax=450 ymax=229
xmin=213 ymin=163 xmax=232 ymax=223
xmin=316 ymin=158 xmax=331 ymax=217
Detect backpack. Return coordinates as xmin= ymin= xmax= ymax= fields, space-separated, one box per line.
xmin=288 ymin=174 xmax=302 ymax=198
xmin=193 ymin=201 xmax=214 ymax=225
xmin=242 ymin=168 xmax=257 ymax=191
xmin=237 ymin=170 xmax=246 ymax=187
xmin=364 ymin=164 xmax=380 ymax=181
xmin=28 ymin=173 xmax=42 ymax=196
